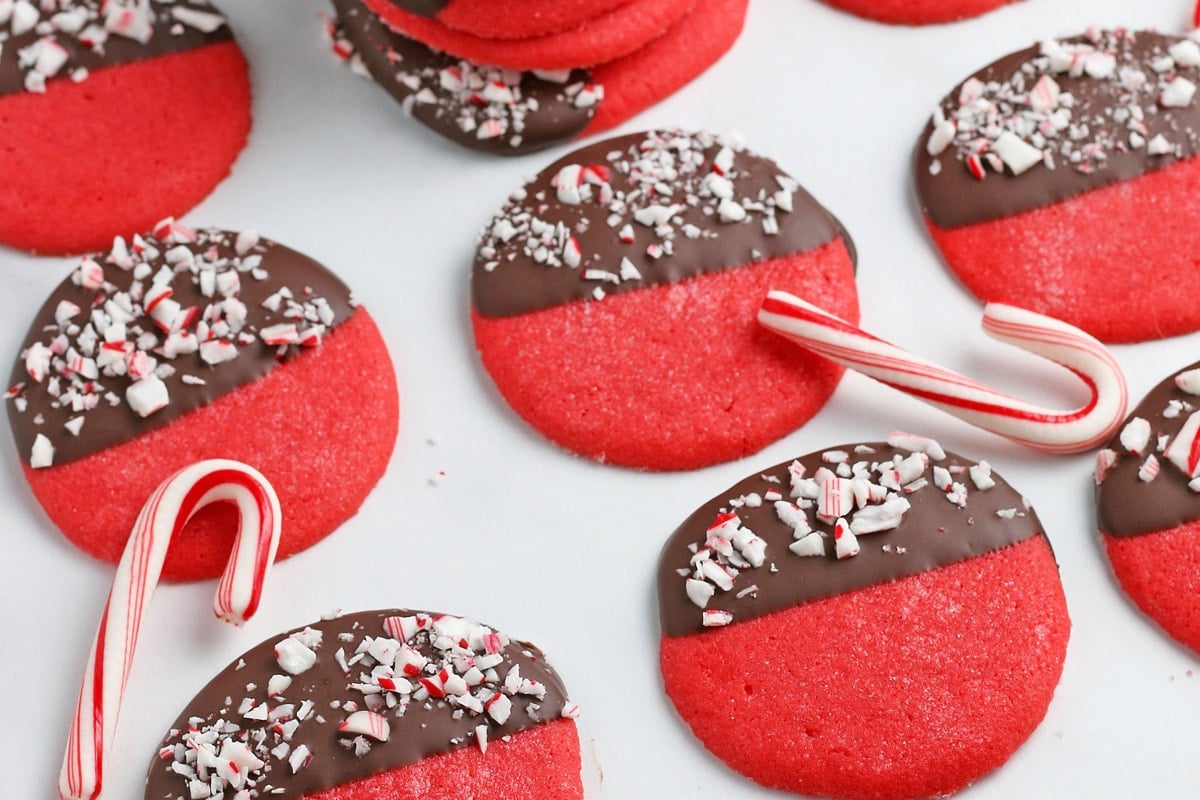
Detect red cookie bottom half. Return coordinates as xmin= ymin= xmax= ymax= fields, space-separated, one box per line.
xmin=0 ymin=41 xmax=251 ymax=255
xmin=925 ymin=156 xmax=1200 ymax=344
xmin=431 ymin=0 xmax=629 ymax=39
xmin=472 ymin=240 xmax=858 ymax=471
xmin=1104 ymin=521 xmax=1200 ymax=655
xmin=305 ymin=719 xmax=582 ymax=800
xmin=817 ymin=0 xmax=1018 ymax=24
xmin=584 ymin=0 xmax=747 ymax=135
xmin=22 ymin=309 xmax=398 ymax=582
xmin=660 ymin=536 xmax=1070 ymax=800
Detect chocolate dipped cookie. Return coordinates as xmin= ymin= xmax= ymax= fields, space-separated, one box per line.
xmin=915 ymin=29 xmax=1200 ymax=343
xmin=7 ymin=222 xmax=399 ymax=580
xmin=145 ymin=609 xmax=582 ymax=800
xmin=1097 ymin=361 xmax=1200 ymax=654
xmin=0 ymin=1 xmax=250 ymax=255
xmin=471 ymin=129 xmax=859 ymax=470
xmin=658 ymin=436 xmax=1070 ymax=799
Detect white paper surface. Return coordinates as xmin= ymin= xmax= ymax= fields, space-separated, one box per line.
xmin=3 ymin=0 xmax=1199 ymax=798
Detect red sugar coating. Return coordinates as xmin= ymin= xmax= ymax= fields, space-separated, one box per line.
xmin=0 ymin=42 xmax=250 ymax=256
xmin=816 ymin=0 xmax=1018 ymax=24
xmin=23 ymin=309 xmax=398 ymax=582
xmin=584 ymin=0 xmax=748 ymax=135
xmin=363 ymin=0 xmax=695 ymax=70
xmin=305 ymin=719 xmax=582 ymax=800
xmin=1104 ymin=521 xmax=1200 ymax=654
xmin=925 ymin=155 xmax=1200 ymax=344
xmin=661 ymin=535 xmax=1069 ymax=800
xmin=472 ymin=241 xmax=858 ymax=471
xmin=435 ymin=0 xmax=631 ymax=39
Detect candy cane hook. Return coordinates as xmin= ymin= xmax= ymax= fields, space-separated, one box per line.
xmin=758 ymin=291 xmax=1128 ymax=454
xmin=59 ymin=460 xmax=282 ymax=800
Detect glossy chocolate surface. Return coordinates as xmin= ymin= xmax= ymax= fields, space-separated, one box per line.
xmin=658 ymin=441 xmax=1043 ymax=637
xmin=915 ymin=31 xmax=1200 ymax=228
xmin=334 ymin=0 xmax=596 ymax=155
xmin=7 ymin=228 xmax=354 ymax=467
xmin=144 ymin=609 xmax=571 ymax=799
xmin=1097 ymin=361 xmax=1200 ymax=537
xmin=472 ymin=129 xmax=850 ymax=317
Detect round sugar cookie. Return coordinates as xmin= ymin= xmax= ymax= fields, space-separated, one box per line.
xmin=658 ymin=437 xmax=1070 ymax=799
xmin=6 ymin=223 xmax=399 ymax=581
xmin=816 ymin=0 xmax=1018 ymax=25
xmin=144 ymin=609 xmax=582 ymax=800
xmin=471 ymin=129 xmax=859 ymax=471
xmin=0 ymin=1 xmax=251 ymax=256
xmin=915 ymin=29 xmax=1200 ymax=344
xmin=361 ymin=0 xmax=696 ymax=70
xmin=331 ymin=0 xmax=746 ymax=153
xmin=374 ymin=0 xmax=629 ymax=40
xmin=1096 ymin=362 xmax=1200 ymax=654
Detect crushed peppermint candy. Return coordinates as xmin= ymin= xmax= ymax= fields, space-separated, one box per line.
xmin=6 ymin=223 xmax=351 ymax=468
xmin=925 ymin=29 xmax=1200 ymax=181
xmin=670 ymin=438 xmax=1036 ymax=630
xmin=1 ymin=0 xmax=229 ymax=95
xmin=149 ymin=610 xmax=575 ymax=800
xmin=326 ymin=1 xmax=598 ymax=153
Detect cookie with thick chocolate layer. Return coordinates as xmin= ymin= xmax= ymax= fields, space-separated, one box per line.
xmin=330 ymin=0 xmax=746 ymax=152
xmin=658 ymin=436 xmax=1069 ymax=799
xmin=817 ymin=0 xmax=1019 ymax=25
xmin=1096 ymin=362 xmax=1200 ymax=654
xmin=0 ymin=1 xmax=250 ymax=255
xmin=7 ymin=223 xmax=398 ymax=581
xmin=361 ymin=0 xmax=696 ymax=70
xmin=915 ymin=29 xmax=1200 ymax=343
xmin=145 ymin=609 xmax=582 ymax=800
xmin=471 ymin=129 xmax=858 ymax=470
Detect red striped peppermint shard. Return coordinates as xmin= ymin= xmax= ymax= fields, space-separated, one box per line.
xmin=758 ymin=292 xmax=1128 ymax=454
xmin=59 ymin=460 xmax=282 ymax=800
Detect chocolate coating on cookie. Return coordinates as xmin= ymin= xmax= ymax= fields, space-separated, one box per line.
xmin=915 ymin=30 xmax=1200 ymax=228
xmin=333 ymin=0 xmax=597 ymax=155
xmin=0 ymin=0 xmax=233 ymax=97
xmin=144 ymin=609 xmax=571 ymax=799
xmin=1096 ymin=361 xmax=1200 ymax=537
xmin=658 ymin=440 xmax=1042 ymax=637
xmin=6 ymin=225 xmax=355 ymax=467
xmin=473 ymin=129 xmax=850 ymax=318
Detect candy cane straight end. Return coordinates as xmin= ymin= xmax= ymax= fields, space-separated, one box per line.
xmin=59 ymin=460 xmax=282 ymax=800
xmin=758 ymin=292 xmax=1128 ymax=455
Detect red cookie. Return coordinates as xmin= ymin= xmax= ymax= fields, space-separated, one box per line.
xmin=915 ymin=30 xmax=1200 ymax=343
xmin=375 ymin=0 xmax=630 ymax=40
xmin=6 ymin=223 xmax=398 ymax=581
xmin=658 ymin=437 xmax=1070 ymax=799
xmin=362 ymin=0 xmax=696 ymax=70
xmin=471 ymin=130 xmax=858 ymax=470
xmin=817 ymin=0 xmax=1018 ymax=25
xmin=1096 ymin=362 xmax=1200 ymax=654
xmin=330 ymin=0 xmax=746 ymax=153
xmin=0 ymin=1 xmax=251 ymax=256
xmin=145 ymin=609 xmax=582 ymax=800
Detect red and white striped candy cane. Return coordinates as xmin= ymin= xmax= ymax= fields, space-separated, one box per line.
xmin=758 ymin=291 xmax=1128 ymax=454
xmin=59 ymin=460 xmax=282 ymax=800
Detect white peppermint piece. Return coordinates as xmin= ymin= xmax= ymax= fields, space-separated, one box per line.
xmin=833 ymin=519 xmax=859 ymax=559
xmin=789 ymin=531 xmax=825 ymax=557
xmin=926 ymin=108 xmax=956 ymax=156
xmin=125 ymin=375 xmax=169 ymax=418
xmin=1164 ymin=411 xmax=1200 ymax=479
xmin=969 ymin=462 xmax=996 ymax=491
xmin=1161 ymin=77 xmax=1197 ymax=108
xmin=30 ymin=433 xmax=54 ymax=469
xmin=685 ymin=578 xmax=715 ymax=608
xmin=849 ymin=496 xmax=911 ymax=535
xmin=887 ymin=432 xmax=945 ymax=461
xmin=991 ymin=132 xmax=1043 ymax=175
xmin=774 ymin=500 xmax=812 ymax=535
xmin=702 ymin=609 xmax=733 ymax=627
xmin=1120 ymin=417 xmax=1152 ymax=455
xmin=339 ymin=710 xmax=390 ymax=742
xmin=1175 ymin=368 xmax=1200 ymax=395
xmin=1170 ymin=39 xmax=1200 ymax=67
xmin=275 ymin=637 xmax=318 ymax=675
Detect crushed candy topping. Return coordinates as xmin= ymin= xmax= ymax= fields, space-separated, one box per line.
xmin=927 ymin=29 xmax=1200 ymax=180
xmin=1099 ymin=365 xmax=1200 ymax=488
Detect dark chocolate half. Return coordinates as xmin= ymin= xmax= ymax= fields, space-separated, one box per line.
xmin=332 ymin=0 xmax=596 ymax=155
xmin=6 ymin=226 xmax=355 ymax=468
xmin=472 ymin=129 xmax=851 ymax=318
xmin=144 ymin=609 xmax=572 ymax=800
xmin=0 ymin=0 xmax=233 ymax=97
xmin=658 ymin=440 xmax=1043 ymax=637
xmin=915 ymin=30 xmax=1200 ymax=228
xmin=1096 ymin=361 xmax=1200 ymax=537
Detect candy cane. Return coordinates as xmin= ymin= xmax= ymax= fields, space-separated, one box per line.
xmin=59 ymin=460 xmax=282 ymax=800
xmin=757 ymin=291 xmax=1128 ymax=454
